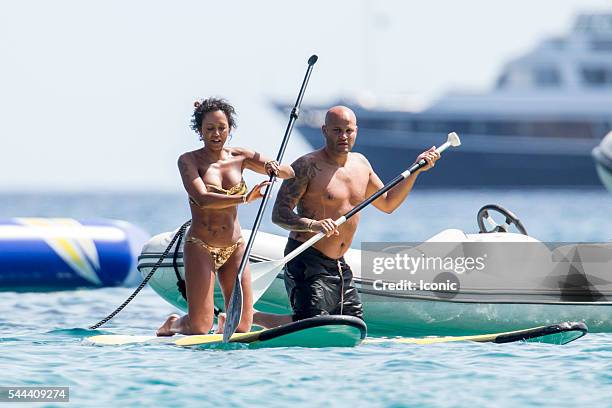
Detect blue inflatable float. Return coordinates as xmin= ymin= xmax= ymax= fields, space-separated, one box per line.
xmin=0 ymin=218 xmax=150 ymax=290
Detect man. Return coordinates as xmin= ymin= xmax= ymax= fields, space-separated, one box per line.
xmin=253 ymin=105 xmax=440 ymax=328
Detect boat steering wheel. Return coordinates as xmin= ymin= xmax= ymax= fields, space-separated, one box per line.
xmin=477 ymin=204 xmax=528 ymax=235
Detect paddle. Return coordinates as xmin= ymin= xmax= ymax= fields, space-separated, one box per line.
xmin=223 ymin=55 xmax=319 ymax=342
xmin=249 ymin=132 xmax=462 ymax=303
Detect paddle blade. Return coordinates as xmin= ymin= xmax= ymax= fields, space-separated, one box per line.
xmin=223 ymin=277 xmax=243 ymax=342
xmin=308 ymin=55 xmax=318 ymax=65
xmin=251 ymin=260 xmax=286 ymax=303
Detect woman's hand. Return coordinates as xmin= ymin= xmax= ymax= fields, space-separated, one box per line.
xmin=245 ymin=180 xmax=271 ymax=203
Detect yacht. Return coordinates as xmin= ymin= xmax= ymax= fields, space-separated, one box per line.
xmin=281 ymin=13 xmax=612 ymax=187
xmin=593 ymin=131 xmax=612 ymax=191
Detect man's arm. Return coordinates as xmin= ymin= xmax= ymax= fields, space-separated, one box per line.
xmin=271 ymin=156 xmax=319 ymax=231
xmin=364 ymin=147 xmax=440 ymax=214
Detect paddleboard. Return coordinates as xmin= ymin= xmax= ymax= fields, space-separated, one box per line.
xmin=86 ymin=315 xmax=367 ymax=349
xmin=86 ymin=319 xmax=586 ymax=349
xmin=364 ymin=321 xmax=588 ymax=346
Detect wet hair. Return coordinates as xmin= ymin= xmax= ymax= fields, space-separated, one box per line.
xmin=190 ymin=97 xmax=237 ymax=134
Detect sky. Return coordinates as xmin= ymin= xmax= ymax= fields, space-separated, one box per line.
xmin=1 ymin=0 xmax=610 ymax=192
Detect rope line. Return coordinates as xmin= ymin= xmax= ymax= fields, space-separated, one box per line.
xmin=88 ymin=219 xmax=192 ymax=330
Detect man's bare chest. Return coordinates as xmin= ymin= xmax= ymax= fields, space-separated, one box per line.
xmin=306 ymin=168 xmax=369 ymax=206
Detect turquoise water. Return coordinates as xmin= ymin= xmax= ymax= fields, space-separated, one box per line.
xmin=1 ymin=191 xmax=611 ymax=407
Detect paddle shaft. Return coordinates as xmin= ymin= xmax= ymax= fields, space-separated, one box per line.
xmin=235 ymin=57 xmax=317 ymax=278
xmin=278 ymin=138 xmax=457 ymax=265
xmin=224 ymin=55 xmax=318 ymax=341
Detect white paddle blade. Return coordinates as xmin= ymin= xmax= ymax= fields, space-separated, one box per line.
xmin=250 ymin=260 xmax=286 ymax=303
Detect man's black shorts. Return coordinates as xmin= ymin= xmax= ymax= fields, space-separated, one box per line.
xmin=283 ymin=238 xmax=364 ymax=321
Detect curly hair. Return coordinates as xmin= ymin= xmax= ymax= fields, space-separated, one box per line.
xmin=190 ymin=97 xmax=237 ymax=134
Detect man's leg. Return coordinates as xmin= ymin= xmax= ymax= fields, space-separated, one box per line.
xmin=216 ymin=311 xmax=292 ymax=331
xmin=337 ymin=260 xmax=364 ymax=319
xmin=252 ymin=311 xmax=293 ymax=329
xmin=251 ymin=276 xmax=331 ymax=328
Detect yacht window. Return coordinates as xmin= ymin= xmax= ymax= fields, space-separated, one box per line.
xmin=359 ymin=118 xmax=394 ymax=130
xmin=581 ymin=67 xmax=612 ymax=86
xmin=529 ymin=121 xmax=594 ymax=139
xmin=480 ymin=121 xmax=593 ymax=138
xmin=485 ymin=121 xmax=521 ymax=137
xmin=534 ymin=67 xmax=561 ymax=87
xmin=575 ymin=14 xmax=612 ymax=34
xmin=414 ymin=120 xmax=444 ymax=133
xmin=591 ymin=39 xmax=612 ymax=51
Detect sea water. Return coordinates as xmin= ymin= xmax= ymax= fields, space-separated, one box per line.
xmin=1 ymin=190 xmax=611 ymax=407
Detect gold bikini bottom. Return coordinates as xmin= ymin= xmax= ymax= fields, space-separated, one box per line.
xmin=185 ymin=236 xmax=244 ymax=271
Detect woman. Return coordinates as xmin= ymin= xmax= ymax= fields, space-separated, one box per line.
xmin=157 ymin=98 xmax=294 ymax=336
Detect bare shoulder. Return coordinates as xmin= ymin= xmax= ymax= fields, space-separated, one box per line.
xmin=177 ymin=151 xmax=199 ymax=177
xmin=293 ymin=151 xmax=318 ymax=165
xmin=292 ymin=151 xmax=323 ymax=180
xmin=351 ymin=151 xmax=370 ymax=164
xmin=350 ymin=152 xmax=373 ymax=170
xmin=177 ymin=151 xmax=194 ymax=166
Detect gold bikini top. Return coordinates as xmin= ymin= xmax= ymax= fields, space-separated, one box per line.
xmin=189 ymin=179 xmax=248 ymax=208
xmin=206 ymin=179 xmax=248 ymax=196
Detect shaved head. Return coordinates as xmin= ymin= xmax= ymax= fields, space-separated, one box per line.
xmin=322 ymin=105 xmax=358 ymax=155
xmin=325 ymin=106 xmax=357 ymax=126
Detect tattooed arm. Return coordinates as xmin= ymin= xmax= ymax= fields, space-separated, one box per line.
xmin=271 ymin=155 xmax=319 ymax=231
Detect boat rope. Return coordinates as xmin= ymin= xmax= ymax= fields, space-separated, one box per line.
xmin=172 ymin=228 xmax=187 ymax=300
xmin=88 ymin=219 xmax=192 ymax=330
xmin=173 ymin=228 xmax=187 ymax=300
xmin=171 ymin=228 xmax=220 ymax=317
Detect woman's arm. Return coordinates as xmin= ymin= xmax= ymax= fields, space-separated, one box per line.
xmin=238 ymin=147 xmax=295 ymax=179
xmin=178 ymin=153 xmax=246 ymax=209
